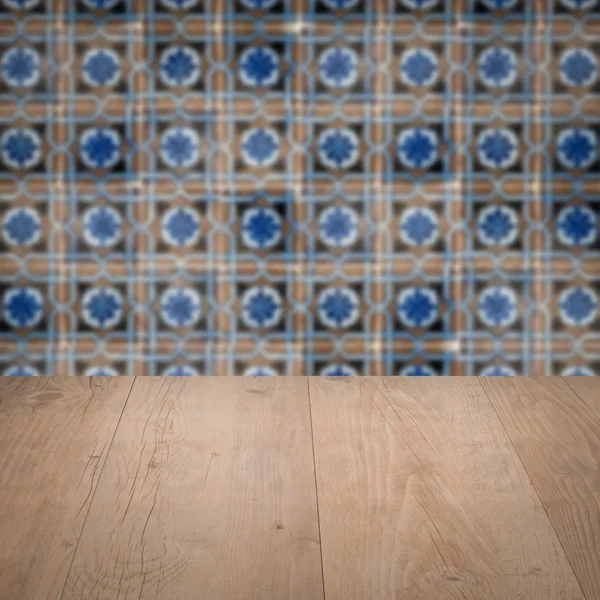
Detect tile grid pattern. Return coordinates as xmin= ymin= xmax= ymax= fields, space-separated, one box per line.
xmin=0 ymin=0 xmax=599 ymax=376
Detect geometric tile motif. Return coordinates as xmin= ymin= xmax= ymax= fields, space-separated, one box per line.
xmin=0 ymin=0 xmax=598 ymax=375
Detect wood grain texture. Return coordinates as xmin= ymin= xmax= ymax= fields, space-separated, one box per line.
xmin=0 ymin=376 xmax=134 ymax=600
xmin=480 ymin=376 xmax=600 ymax=600
xmin=61 ymin=377 xmax=323 ymax=600
xmin=564 ymin=376 xmax=600 ymax=420
xmin=309 ymin=376 xmax=585 ymax=600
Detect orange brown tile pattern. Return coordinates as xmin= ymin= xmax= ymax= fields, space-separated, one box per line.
xmin=0 ymin=0 xmax=598 ymax=375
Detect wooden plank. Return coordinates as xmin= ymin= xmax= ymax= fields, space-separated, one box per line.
xmin=0 ymin=376 xmax=135 ymax=600
xmin=481 ymin=376 xmax=600 ymax=600
xmin=309 ymin=376 xmax=585 ymax=600
xmin=563 ymin=376 xmax=600 ymax=419
xmin=61 ymin=377 xmax=323 ymax=600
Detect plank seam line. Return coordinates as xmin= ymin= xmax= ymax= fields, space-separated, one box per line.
xmin=362 ymin=380 xmax=428 ymax=473
xmin=306 ymin=377 xmax=328 ymax=600
xmin=561 ymin=377 xmax=600 ymax=426
xmin=56 ymin=376 xmax=138 ymax=600
xmin=477 ymin=377 xmax=590 ymax=600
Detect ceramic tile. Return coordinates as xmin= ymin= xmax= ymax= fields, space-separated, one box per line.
xmin=0 ymin=0 xmax=599 ymax=375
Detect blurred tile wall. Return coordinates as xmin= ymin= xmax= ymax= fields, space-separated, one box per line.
xmin=0 ymin=0 xmax=599 ymax=375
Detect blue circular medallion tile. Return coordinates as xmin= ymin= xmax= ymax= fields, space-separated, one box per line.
xmin=3 ymin=287 xmax=43 ymax=328
xmin=319 ymin=47 xmax=359 ymax=89
xmin=80 ymin=128 xmax=121 ymax=170
xmin=559 ymin=0 xmax=598 ymax=10
xmin=240 ymin=0 xmax=279 ymax=9
xmin=556 ymin=205 xmax=597 ymax=247
xmin=318 ymin=286 xmax=360 ymax=329
xmin=239 ymin=47 xmax=280 ymax=87
xmin=478 ymin=286 xmax=518 ymax=328
xmin=318 ymin=206 xmax=359 ymax=248
xmin=399 ymin=48 xmax=439 ymax=87
xmin=242 ymin=286 xmax=283 ymax=329
xmin=159 ymin=0 xmax=201 ymax=8
xmin=82 ymin=287 xmax=123 ymax=329
xmin=478 ymin=47 xmax=518 ymax=88
xmin=399 ymin=207 xmax=439 ymax=247
xmin=160 ymin=127 xmax=201 ymax=170
xmin=82 ymin=206 xmax=122 ymax=249
xmin=242 ymin=206 xmax=282 ymax=250
xmin=241 ymin=128 xmax=281 ymax=168
xmin=2 ymin=207 xmax=41 ymax=247
xmin=400 ymin=0 xmax=439 ymax=8
xmin=245 ymin=366 xmax=278 ymax=376
xmin=321 ymin=0 xmax=360 ymax=10
xmin=82 ymin=48 xmax=121 ymax=88
xmin=477 ymin=205 xmax=519 ymax=247
xmin=559 ymin=287 xmax=597 ymax=327
xmin=562 ymin=366 xmax=594 ymax=376
xmin=318 ymin=128 xmax=360 ymax=170
xmin=2 ymin=0 xmax=42 ymax=9
xmin=160 ymin=287 xmax=202 ymax=328
xmin=163 ymin=365 xmax=200 ymax=376
xmin=159 ymin=46 xmax=201 ymax=88
xmin=399 ymin=364 xmax=437 ymax=376
xmin=161 ymin=206 xmax=201 ymax=247
xmin=557 ymin=128 xmax=597 ymax=170
xmin=3 ymin=365 xmax=40 ymax=376
xmin=559 ymin=48 xmax=597 ymax=88
xmin=1 ymin=47 xmax=41 ymax=88
xmin=477 ymin=127 xmax=519 ymax=170
xmin=397 ymin=287 xmax=439 ymax=328
xmin=1 ymin=128 xmax=42 ymax=170
xmin=480 ymin=365 xmax=517 ymax=376
xmin=320 ymin=364 xmax=358 ymax=376
xmin=85 ymin=366 xmax=119 ymax=376
xmin=480 ymin=0 xmax=519 ymax=9
xmin=82 ymin=0 xmax=121 ymax=8
xmin=397 ymin=128 xmax=439 ymax=170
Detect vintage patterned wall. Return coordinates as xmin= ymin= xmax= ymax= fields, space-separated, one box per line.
xmin=0 ymin=0 xmax=599 ymax=375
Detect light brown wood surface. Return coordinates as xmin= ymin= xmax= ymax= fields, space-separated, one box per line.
xmin=0 ymin=377 xmax=134 ymax=600
xmin=480 ymin=376 xmax=600 ymax=600
xmin=565 ymin=376 xmax=600 ymax=419
xmin=60 ymin=377 xmax=323 ymax=600
xmin=0 ymin=376 xmax=598 ymax=600
xmin=310 ymin=376 xmax=585 ymax=600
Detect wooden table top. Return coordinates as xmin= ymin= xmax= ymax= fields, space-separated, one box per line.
xmin=0 ymin=377 xmax=598 ymax=600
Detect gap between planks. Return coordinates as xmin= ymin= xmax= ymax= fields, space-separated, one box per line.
xmin=59 ymin=377 xmax=324 ymax=600
xmin=57 ymin=376 xmax=137 ymax=600
xmin=477 ymin=376 xmax=590 ymax=600
xmin=13 ymin=376 xmax=594 ymax=600
xmin=480 ymin=376 xmax=600 ymax=600
xmin=306 ymin=376 xmax=328 ymax=600
xmin=0 ymin=377 xmax=137 ymax=600
xmin=309 ymin=376 xmax=587 ymax=600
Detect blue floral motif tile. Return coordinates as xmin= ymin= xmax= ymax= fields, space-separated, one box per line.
xmin=0 ymin=0 xmax=599 ymax=376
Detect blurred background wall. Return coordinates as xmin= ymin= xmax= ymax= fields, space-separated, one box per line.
xmin=0 ymin=0 xmax=598 ymax=375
